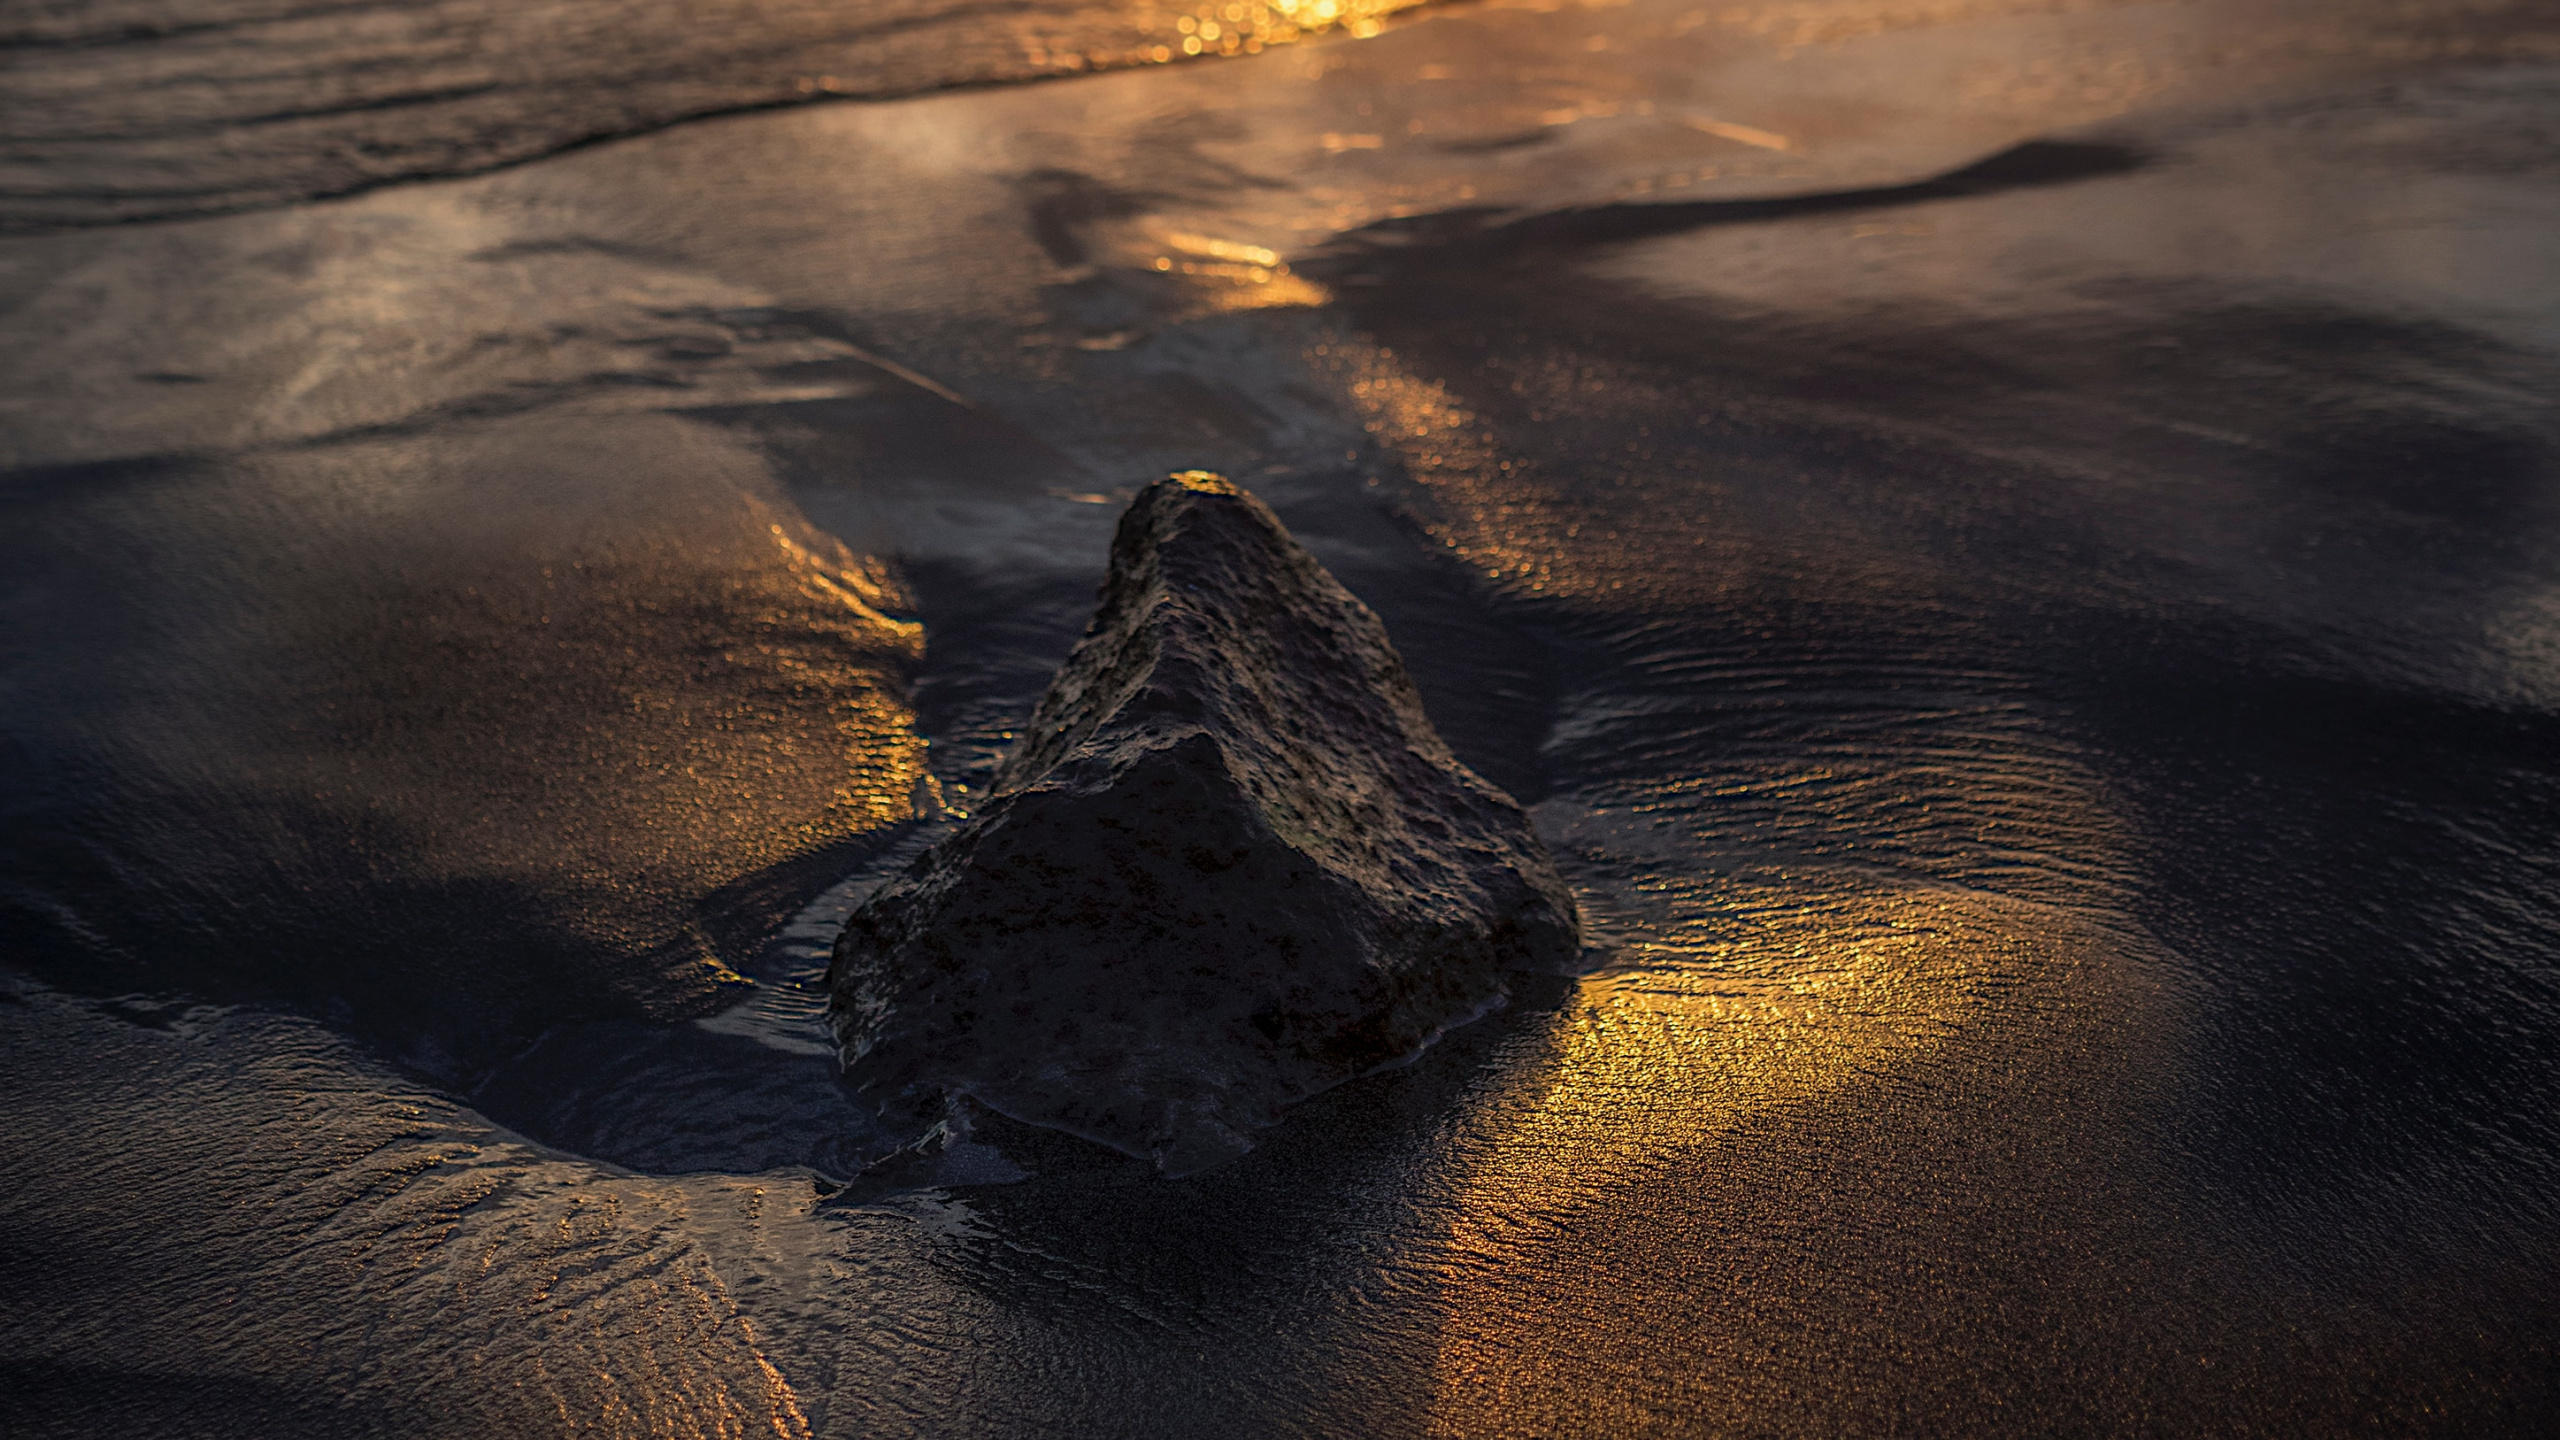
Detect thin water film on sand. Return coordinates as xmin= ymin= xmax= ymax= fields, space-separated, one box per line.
xmin=3 ymin=0 xmax=2558 ymax=1435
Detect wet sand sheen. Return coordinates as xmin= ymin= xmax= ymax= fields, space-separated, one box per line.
xmin=1423 ymin=889 xmax=2114 ymax=1434
xmin=4 ymin=0 xmax=2558 ymax=1434
xmin=0 ymin=0 xmax=1435 ymax=227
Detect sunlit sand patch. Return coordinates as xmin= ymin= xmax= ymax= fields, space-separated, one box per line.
xmin=1418 ymin=878 xmax=2080 ymax=1435
xmin=83 ymin=417 xmax=948 ymax=1025
xmin=1327 ymin=350 xmax=1587 ymax=596
xmin=1322 ymin=336 xmax=2008 ymax=613
xmin=1430 ymin=878 xmax=2035 ymax=1231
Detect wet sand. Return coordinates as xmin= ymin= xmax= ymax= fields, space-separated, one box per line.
xmin=4 ymin=1 xmax=2559 ymax=1433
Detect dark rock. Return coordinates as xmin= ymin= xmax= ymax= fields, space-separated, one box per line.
xmin=828 ymin=472 xmax=1581 ymax=1174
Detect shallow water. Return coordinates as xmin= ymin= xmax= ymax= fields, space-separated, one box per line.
xmin=5 ymin=0 xmax=2559 ymax=1433
xmin=0 ymin=0 xmax=1427 ymax=226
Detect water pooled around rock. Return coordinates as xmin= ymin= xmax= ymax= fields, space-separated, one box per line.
xmin=828 ymin=472 xmax=1582 ymax=1174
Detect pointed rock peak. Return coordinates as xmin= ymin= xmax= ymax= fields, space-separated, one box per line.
xmin=830 ymin=473 xmax=1581 ymax=1175
xmin=1165 ymin=467 xmax=1240 ymax=496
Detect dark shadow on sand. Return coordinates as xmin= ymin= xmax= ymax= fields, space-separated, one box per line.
xmin=1306 ymin=138 xmax=2151 ymax=275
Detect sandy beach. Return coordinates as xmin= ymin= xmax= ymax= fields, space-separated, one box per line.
xmin=4 ymin=1 xmax=2558 ymax=1433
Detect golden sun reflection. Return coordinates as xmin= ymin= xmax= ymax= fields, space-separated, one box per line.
xmin=1025 ymin=0 xmax=1412 ymax=72
xmin=1148 ymin=228 xmax=1332 ymax=311
xmin=1311 ymin=337 xmax=2185 ymax=1429
xmin=1330 ymin=355 xmax=1577 ymax=592
xmin=1435 ymin=882 xmax=2026 ymax=1236
xmin=755 ymin=507 xmax=934 ymax=834
xmin=1422 ymin=881 xmax=2073 ymax=1436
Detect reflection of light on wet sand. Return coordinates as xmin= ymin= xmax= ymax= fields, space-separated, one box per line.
xmin=1026 ymin=0 xmax=1409 ymax=71
xmin=160 ymin=419 xmax=941 ymax=1007
xmin=1421 ymin=883 xmax=2069 ymax=1436
xmin=1332 ymin=355 xmax=1581 ymax=595
xmin=1314 ymin=331 xmax=2199 ymax=1428
xmin=1327 ymin=339 xmax=1968 ymax=614
xmin=1684 ymin=115 xmax=1794 ymax=151
xmin=1430 ymin=882 xmax=2028 ymax=1229
xmin=1148 ymin=228 xmax=1334 ymax=311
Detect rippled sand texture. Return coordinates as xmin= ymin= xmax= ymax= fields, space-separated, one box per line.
xmin=5 ymin=0 xmax=2559 ymax=1435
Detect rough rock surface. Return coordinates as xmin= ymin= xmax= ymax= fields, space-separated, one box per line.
xmin=828 ymin=472 xmax=1581 ymax=1174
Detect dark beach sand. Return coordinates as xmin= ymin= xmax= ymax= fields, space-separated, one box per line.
xmin=4 ymin=1 xmax=2558 ymax=1433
